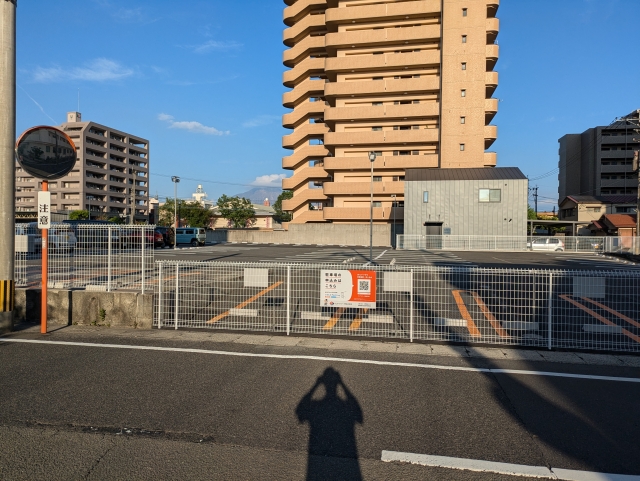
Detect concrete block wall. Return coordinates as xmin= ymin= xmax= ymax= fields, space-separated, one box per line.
xmin=15 ymin=289 xmax=153 ymax=329
xmin=207 ymin=223 xmax=393 ymax=246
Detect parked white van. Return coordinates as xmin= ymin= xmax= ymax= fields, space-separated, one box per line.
xmin=175 ymin=228 xmax=206 ymax=247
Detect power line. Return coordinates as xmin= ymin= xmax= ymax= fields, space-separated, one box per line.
xmin=526 ymin=117 xmax=627 ymax=181
xmin=151 ymin=172 xmax=264 ymax=189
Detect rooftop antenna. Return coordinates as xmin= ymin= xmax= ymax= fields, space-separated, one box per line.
xmin=77 ymin=88 xmax=80 ymax=112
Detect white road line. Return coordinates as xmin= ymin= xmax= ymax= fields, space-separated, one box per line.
xmin=374 ymin=250 xmax=388 ymax=260
xmin=1 ymin=339 xmax=639 ymax=384
xmin=381 ymin=451 xmax=640 ymax=480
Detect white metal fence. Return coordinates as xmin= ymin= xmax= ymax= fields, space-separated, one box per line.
xmin=397 ymin=235 xmax=640 ymax=254
xmin=154 ymin=261 xmax=640 ymax=353
xmin=15 ymin=224 xmax=155 ymax=293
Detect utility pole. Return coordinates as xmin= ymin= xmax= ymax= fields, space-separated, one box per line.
xmin=130 ymin=185 xmax=135 ymax=224
xmin=533 ymin=186 xmax=539 ymax=214
xmin=0 ymin=0 xmax=16 ymax=334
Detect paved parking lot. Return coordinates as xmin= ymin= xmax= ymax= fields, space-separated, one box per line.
xmin=155 ymin=243 xmax=640 ymax=270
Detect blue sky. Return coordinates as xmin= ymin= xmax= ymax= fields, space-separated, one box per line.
xmin=16 ymin=0 xmax=640 ymax=210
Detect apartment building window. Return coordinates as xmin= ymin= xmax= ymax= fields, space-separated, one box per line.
xmin=372 ymin=126 xmax=382 ymax=131
xmin=372 ymin=201 xmax=382 ymax=207
xmin=373 ymin=176 xmax=382 ymax=182
xmin=461 ymin=89 xmax=466 ymax=97
xmin=423 ymin=191 xmax=429 ymax=203
xmin=460 ymin=144 xmax=465 ymax=151
xmin=373 ymin=76 xmax=383 ymax=81
xmin=372 ymin=102 xmax=383 ymax=106
xmin=462 ymin=8 xmax=468 ymax=16
xmin=461 ymin=62 xmax=467 ymax=70
xmin=392 ymin=176 xmax=405 ymax=181
xmin=479 ymin=189 xmax=501 ymax=203
xmin=616 ymin=206 xmax=637 ymax=213
xmin=372 ymin=151 xmax=382 ymax=157
xmin=462 ymin=35 xmax=467 ymax=43
xmin=460 ymin=117 xmax=466 ymax=124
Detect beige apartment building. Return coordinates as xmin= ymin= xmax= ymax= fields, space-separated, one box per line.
xmin=282 ymin=0 xmax=499 ymax=224
xmin=15 ymin=112 xmax=150 ymax=222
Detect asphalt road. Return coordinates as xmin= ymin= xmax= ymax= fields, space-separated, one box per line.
xmin=1 ymin=328 xmax=639 ymax=480
xmin=154 ymin=244 xmax=640 ymax=270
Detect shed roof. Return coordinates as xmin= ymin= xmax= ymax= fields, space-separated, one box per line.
xmin=603 ymin=214 xmax=637 ymax=229
xmin=405 ymin=167 xmax=526 ymax=182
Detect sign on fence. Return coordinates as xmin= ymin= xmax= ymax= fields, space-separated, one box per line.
xmin=321 ymin=270 xmax=377 ymax=308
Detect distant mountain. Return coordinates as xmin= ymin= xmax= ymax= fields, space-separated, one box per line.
xmin=235 ymin=187 xmax=283 ymax=205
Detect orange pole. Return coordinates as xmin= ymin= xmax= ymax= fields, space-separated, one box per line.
xmin=41 ymin=181 xmax=48 ymax=334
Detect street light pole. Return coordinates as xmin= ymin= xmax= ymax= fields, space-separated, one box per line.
xmin=171 ymin=176 xmax=180 ymax=250
xmin=368 ymin=152 xmax=377 ymax=264
xmin=391 ymin=194 xmax=396 ymax=249
xmin=633 ymin=150 xmax=639 ymax=254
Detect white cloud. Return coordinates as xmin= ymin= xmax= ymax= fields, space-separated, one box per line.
xmin=33 ymin=58 xmax=134 ymax=83
xmin=93 ymin=1 xmax=160 ymax=24
xmin=191 ymin=40 xmax=242 ymax=54
xmin=252 ymin=174 xmax=287 ymax=187
xmin=243 ymin=115 xmax=280 ymax=128
xmin=158 ymin=113 xmax=229 ymax=136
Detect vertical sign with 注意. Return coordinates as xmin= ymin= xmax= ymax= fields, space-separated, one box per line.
xmin=37 ymin=191 xmax=51 ymax=229
xmin=321 ymin=270 xmax=376 ymax=308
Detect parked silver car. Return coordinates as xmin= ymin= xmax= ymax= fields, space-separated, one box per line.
xmin=527 ymin=238 xmax=565 ymax=252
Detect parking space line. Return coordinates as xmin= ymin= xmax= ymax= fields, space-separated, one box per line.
xmin=580 ymin=297 xmax=640 ymax=329
xmin=349 ymin=308 xmax=369 ymax=331
xmin=452 ymin=291 xmax=482 ymax=338
xmin=207 ymin=281 xmax=283 ymax=324
xmin=323 ymin=308 xmax=345 ymax=330
xmin=559 ymin=295 xmax=640 ymax=344
xmin=469 ymin=292 xmax=510 ymax=339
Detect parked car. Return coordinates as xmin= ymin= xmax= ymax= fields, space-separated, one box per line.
xmin=119 ymin=229 xmax=164 ymax=249
xmin=527 ymin=238 xmax=565 ymax=251
xmin=15 ymin=223 xmax=41 ymax=254
xmin=154 ymin=227 xmax=175 ymax=248
xmin=48 ymin=227 xmax=78 ymax=253
xmin=175 ymin=227 xmax=206 ymax=247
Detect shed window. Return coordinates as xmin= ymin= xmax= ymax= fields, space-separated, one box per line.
xmin=423 ymin=191 xmax=429 ymax=203
xmin=479 ymin=189 xmax=501 ymax=203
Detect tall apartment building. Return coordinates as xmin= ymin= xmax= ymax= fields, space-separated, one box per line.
xmin=281 ymin=0 xmax=499 ymax=224
xmin=15 ymin=112 xmax=150 ymax=222
xmin=558 ymin=109 xmax=639 ymax=204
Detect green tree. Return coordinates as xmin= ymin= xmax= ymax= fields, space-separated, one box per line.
xmin=273 ymin=190 xmax=293 ymax=223
xmin=69 ymin=209 xmax=89 ymax=221
xmin=107 ymin=216 xmax=125 ymax=224
xmin=527 ymin=206 xmax=537 ymax=220
xmin=158 ymin=198 xmax=214 ymax=228
xmin=216 ymin=195 xmax=256 ymax=229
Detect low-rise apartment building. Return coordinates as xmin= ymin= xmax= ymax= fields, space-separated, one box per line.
xmin=15 ymin=112 xmax=150 ymax=222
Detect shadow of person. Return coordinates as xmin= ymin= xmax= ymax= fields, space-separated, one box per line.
xmin=296 ymin=367 xmax=363 ymax=481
